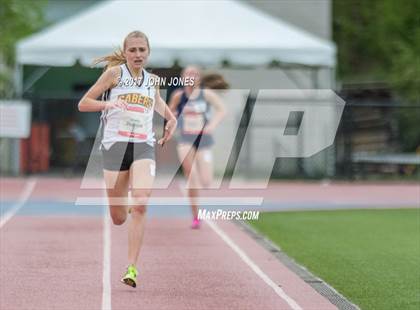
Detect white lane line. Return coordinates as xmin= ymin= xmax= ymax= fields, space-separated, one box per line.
xmin=101 ymin=207 xmax=111 ymax=310
xmin=0 ymin=178 xmax=37 ymax=229
xmin=75 ymin=197 xmax=264 ymax=206
xmin=206 ymin=220 xmax=302 ymax=310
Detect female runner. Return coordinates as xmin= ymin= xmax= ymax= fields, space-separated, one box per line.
xmin=168 ymin=66 xmax=226 ymax=229
xmin=78 ymin=31 xmax=177 ymax=287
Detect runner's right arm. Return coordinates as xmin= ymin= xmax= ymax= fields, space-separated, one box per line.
xmin=78 ymin=67 xmax=127 ymax=112
xmin=167 ymin=89 xmax=183 ymax=116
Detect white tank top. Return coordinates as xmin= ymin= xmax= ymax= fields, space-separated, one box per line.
xmin=100 ymin=64 xmax=156 ymax=150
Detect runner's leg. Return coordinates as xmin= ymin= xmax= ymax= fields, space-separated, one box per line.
xmin=128 ymin=159 xmax=155 ymax=265
xmin=177 ymin=144 xmax=200 ymax=219
xmin=103 ymin=169 xmax=129 ymax=225
xmin=195 ymin=148 xmax=213 ymax=188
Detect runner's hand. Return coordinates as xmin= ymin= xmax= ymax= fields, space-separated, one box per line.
xmin=104 ymin=99 xmax=128 ymax=111
xmin=158 ymin=119 xmax=177 ymax=146
xmin=202 ymin=123 xmax=215 ymax=135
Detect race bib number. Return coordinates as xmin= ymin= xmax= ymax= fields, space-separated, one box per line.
xmin=118 ymin=106 xmax=148 ymax=139
xmin=183 ymin=112 xmax=205 ymax=134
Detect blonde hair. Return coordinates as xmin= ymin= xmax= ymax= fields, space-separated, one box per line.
xmin=93 ymin=31 xmax=150 ymax=69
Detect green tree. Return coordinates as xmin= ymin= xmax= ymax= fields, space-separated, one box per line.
xmin=334 ymin=0 xmax=420 ymax=151
xmin=0 ymin=0 xmax=45 ymax=98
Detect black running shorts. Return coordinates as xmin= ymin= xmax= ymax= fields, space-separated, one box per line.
xmin=102 ymin=142 xmax=155 ymax=171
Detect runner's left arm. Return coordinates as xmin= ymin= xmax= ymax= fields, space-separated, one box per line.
xmin=153 ymin=76 xmax=177 ymax=145
xmin=203 ymin=89 xmax=226 ymax=134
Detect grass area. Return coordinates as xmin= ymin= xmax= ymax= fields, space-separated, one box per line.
xmin=249 ymin=208 xmax=420 ymax=310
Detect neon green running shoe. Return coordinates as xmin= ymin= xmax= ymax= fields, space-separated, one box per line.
xmin=121 ymin=264 xmax=138 ymax=288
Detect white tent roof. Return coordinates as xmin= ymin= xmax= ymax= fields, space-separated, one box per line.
xmin=17 ymin=0 xmax=336 ymax=67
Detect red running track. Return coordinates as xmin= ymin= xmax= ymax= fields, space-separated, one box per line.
xmin=0 ymin=217 xmax=103 ymax=310
xmin=2 ymin=176 xmax=418 ymax=309
xmin=0 ymin=217 xmax=337 ymax=310
xmin=109 ymin=219 xmax=336 ymax=310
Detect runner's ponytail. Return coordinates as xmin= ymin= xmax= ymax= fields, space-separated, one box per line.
xmin=93 ymin=48 xmax=126 ymax=69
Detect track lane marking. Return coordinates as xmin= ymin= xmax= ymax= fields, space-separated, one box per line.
xmin=0 ymin=178 xmax=37 ymax=229
xmin=102 ymin=207 xmax=111 ymax=310
xmin=206 ymin=220 xmax=302 ymax=310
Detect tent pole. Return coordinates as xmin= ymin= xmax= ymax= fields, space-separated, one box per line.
xmin=300 ymin=66 xmax=320 ymax=177
xmin=310 ymin=66 xmax=336 ymax=178
xmin=14 ymin=63 xmax=23 ymax=98
xmin=326 ymin=65 xmax=337 ymax=178
xmin=311 ymin=66 xmax=319 ymax=89
xmin=331 ymin=66 xmax=337 ymax=91
xmin=9 ymin=63 xmax=23 ymax=175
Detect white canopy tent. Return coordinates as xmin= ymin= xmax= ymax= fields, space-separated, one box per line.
xmin=17 ymin=0 xmax=335 ymax=68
